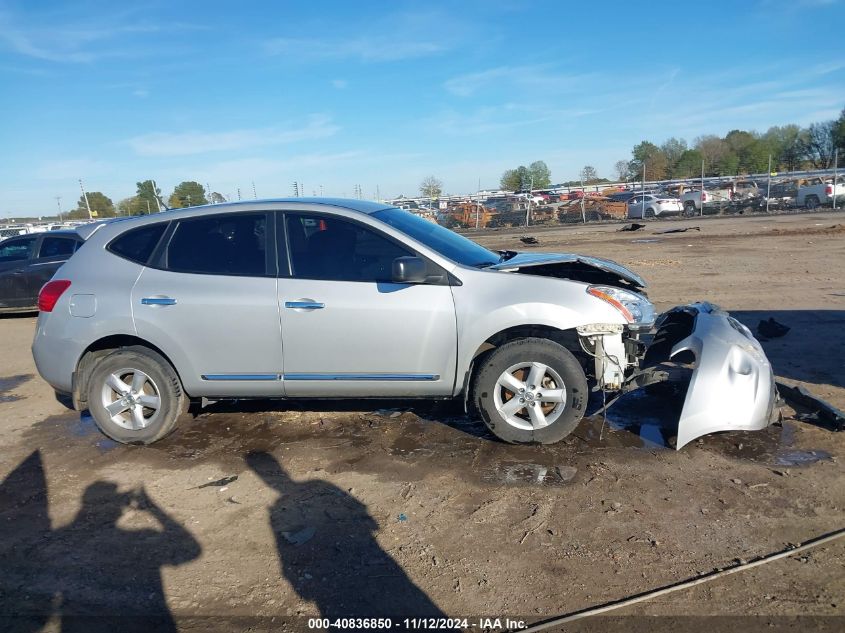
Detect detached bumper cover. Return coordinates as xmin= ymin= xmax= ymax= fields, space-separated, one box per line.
xmin=645 ymin=302 xmax=778 ymax=449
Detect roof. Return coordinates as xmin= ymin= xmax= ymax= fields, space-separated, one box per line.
xmin=178 ymin=197 xmax=394 ymax=215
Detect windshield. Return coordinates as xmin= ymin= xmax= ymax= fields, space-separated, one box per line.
xmin=372 ymin=207 xmax=500 ymax=268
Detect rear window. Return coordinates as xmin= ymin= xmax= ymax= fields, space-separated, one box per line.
xmin=108 ymin=223 xmax=167 ymax=265
xmin=165 ymin=213 xmax=268 ymax=276
xmin=39 ymin=236 xmax=79 ymax=258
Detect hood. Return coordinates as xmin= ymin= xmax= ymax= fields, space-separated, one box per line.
xmin=489 ymin=252 xmax=647 ymax=289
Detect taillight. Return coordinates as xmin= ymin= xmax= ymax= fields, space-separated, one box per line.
xmin=701 ymin=192 xmax=708 ymax=201
xmin=826 ymin=185 xmax=833 ymax=195
xmin=38 ymin=280 xmax=71 ymax=312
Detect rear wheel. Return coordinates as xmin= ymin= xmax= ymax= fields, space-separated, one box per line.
xmin=645 ymin=207 xmax=656 ymax=218
xmin=471 ymin=338 xmax=588 ymax=444
xmin=805 ymin=195 xmax=819 ymax=210
xmin=682 ymin=201 xmax=697 ymax=217
xmin=86 ymin=347 xmax=186 ymax=444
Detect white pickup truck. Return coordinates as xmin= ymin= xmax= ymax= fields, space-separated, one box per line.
xmin=796 ymin=178 xmax=845 ymax=209
xmin=680 ymin=186 xmax=733 ymax=215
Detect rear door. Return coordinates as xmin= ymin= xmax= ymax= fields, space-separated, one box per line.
xmin=26 ymin=235 xmax=83 ymax=298
xmin=277 ymin=211 xmax=457 ymax=397
xmin=0 ymin=235 xmax=39 ymax=310
xmin=131 ymin=211 xmax=283 ymax=398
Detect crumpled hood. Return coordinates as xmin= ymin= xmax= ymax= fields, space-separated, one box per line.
xmin=489 ymin=252 xmax=647 ymax=289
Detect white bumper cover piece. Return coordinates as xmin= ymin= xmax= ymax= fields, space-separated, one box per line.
xmin=649 ymin=302 xmax=778 ymax=449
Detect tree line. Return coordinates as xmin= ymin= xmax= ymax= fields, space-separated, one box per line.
xmin=618 ymin=106 xmax=845 ymax=183
xmin=66 ymin=181 xmax=226 ymax=219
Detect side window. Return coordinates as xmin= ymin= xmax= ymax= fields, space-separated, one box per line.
xmin=166 ymin=213 xmax=267 ymax=276
xmin=0 ymin=237 xmax=36 ymax=262
xmin=109 ymin=223 xmax=167 ymax=265
xmin=38 ymin=237 xmax=77 ymax=258
xmin=286 ymin=214 xmax=412 ymax=282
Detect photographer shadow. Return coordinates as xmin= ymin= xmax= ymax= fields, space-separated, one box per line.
xmin=0 ymin=451 xmax=201 ymax=633
xmin=246 ymin=451 xmax=449 ymax=622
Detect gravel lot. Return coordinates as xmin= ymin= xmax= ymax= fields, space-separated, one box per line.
xmin=1 ymin=211 xmax=843 ymax=632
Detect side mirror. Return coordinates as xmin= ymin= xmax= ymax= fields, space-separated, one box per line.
xmin=392 ymin=256 xmax=427 ymax=284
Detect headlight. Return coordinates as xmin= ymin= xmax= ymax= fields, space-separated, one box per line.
xmin=587 ymin=285 xmax=655 ymax=328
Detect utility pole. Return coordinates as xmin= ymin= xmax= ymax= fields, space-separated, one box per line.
xmin=766 ymin=154 xmax=772 ymax=214
xmin=252 ymin=181 xmax=257 ymax=200
xmin=700 ymin=159 xmax=705 ymax=217
xmin=580 ymin=173 xmax=586 ymax=224
xmin=642 ymin=163 xmax=646 ymax=218
xmin=238 ymin=187 xmax=243 ymax=201
xmin=525 ymin=174 xmax=534 ymax=226
xmin=833 ymin=149 xmax=839 ymax=210
xmin=79 ymin=179 xmax=93 ymax=219
xmin=54 ymin=196 xmax=63 ymax=222
xmin=151 ymin=180 xmax=162 ymax=212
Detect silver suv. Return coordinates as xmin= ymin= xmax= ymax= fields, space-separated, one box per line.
xmin=32 ymin=199 xmax=777 ymax=447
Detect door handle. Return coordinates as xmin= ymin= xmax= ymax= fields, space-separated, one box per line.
xmin=284 ymin=300 xmax=325 ymax=310
xmin=141 ymin=297 xmax=177 ymax=306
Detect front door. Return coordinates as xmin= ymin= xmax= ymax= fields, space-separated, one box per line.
xmin=278 ymin=212 xmax=457 ymax=397
xmin=131 ymin=211 xmax=283 ymax=398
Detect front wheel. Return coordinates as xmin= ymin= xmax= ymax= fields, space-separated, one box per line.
xmin=86 ymin=347 xmax=186 ymax=444
xmin=682 ymin=201 xmax=697 ymax=217
xmin=471 ymin=338 xmax=588 ymax=444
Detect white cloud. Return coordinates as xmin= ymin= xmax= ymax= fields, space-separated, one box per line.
xmin=262 ymin=10 xmax=459 ymax=62
xmin=127 ymin=115 xmax=340 ymax=157
xmin=443 ymin=65 xmax=592 ymax=97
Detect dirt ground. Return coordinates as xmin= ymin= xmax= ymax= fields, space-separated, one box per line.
xmin=1 ymin=211 xmax=844 ymax=632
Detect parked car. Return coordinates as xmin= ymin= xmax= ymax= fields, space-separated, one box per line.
xmin=680 ymin=186 xmax=732 ymax=215
xmin=626 ymin=194 xmax=683 ymax=218
xmin=732 ymin=180 xmax=760 ymax=200
xmin=32 ymin=199 xmax=777 ymax=450
xmin=796 ymin=178 xmax=845 ymax=209
xmin=0 ymin=230 xmax=85 ymax=312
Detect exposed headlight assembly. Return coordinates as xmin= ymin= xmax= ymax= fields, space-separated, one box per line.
xmin=587 ymin=285 xmax=655 ymax=328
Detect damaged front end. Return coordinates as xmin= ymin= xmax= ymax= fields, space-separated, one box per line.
xmin=581 ymin=302 xmax=779 ymax=449
xmin=496 ymin=251 xmax=779 ymax=448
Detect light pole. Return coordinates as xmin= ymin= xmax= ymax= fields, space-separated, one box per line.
xmin=54 ymin=196 xmax=63 ymax=222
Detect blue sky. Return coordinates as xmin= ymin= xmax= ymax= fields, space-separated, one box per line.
xmin=1 ymin=0 xmax=843 ymax=217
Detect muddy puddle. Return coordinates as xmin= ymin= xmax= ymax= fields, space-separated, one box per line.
xmin=22 ymin=388 xmax=833 ymax=485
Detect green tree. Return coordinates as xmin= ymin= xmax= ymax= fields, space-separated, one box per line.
xmin=763 ymin=125 xmax=803 ymax=171
xmin=136 ymin=180 xmax=162 ymax=213
xmin=500 ymin=166 xmax=530 ymax=191
xmin=672 ymin=149 xmax=704 ymax=178
xmin=528 ymin=161 xmax=551 ymax=188
xmin=660 ymin=137 xmax=688 ymax=174
xmin=500 ymin=162 xmax=549 ymax=191
xmin=833 ymin=108 xmax=845 ymax=158
xmin=800 ymin=121 xmax=836 ymax=168
xmin=419 ymin=176 xmax=443 ymax=198
xmin=209 ymin=192 xmax=227 ymax=204
xmin=70 ymin=191 xmax=114 ymax=219
xmin=169 ymin=181 xmax=208 ymax=208
xmin=630 ymin=141 xmax=669 ymax=180
xmin=694 ymin=135 xmax=728 ymax=175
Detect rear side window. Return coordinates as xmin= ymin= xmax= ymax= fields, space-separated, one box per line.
xmin=39 ymin=237 xmax=78 ymax=258
xmin=109 ymin=223 xmax=167 ymax=265
xmin=166 ymin=213 xmax=267 ymax=276
xmin=0 ymin=236 xmax=37 ymax=262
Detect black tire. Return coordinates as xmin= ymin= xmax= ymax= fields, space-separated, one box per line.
xmin=805 ymin=195 xmax=819 ymax=210
xmin=470 ymin=337 xmax=588 ymax=444
xmin=682 ymin=201 xmax=696 ymax=217
xmin=645 ymin=207 xmax=656 ymax=218
xmin=86 ymin=346 xmax=186 ymax=444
